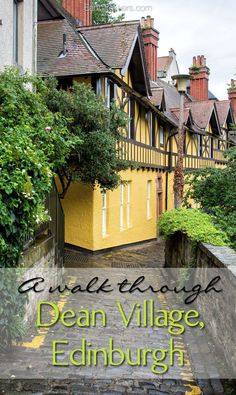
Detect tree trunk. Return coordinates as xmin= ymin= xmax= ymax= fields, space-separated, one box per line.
xmin=174 ymin=92 xmax=185 ymax=208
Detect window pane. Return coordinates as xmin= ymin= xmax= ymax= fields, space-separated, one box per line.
xmin=147 ymin=181 xmax=151 ymax=219
xmin=13 ymin=0 xmax=18 ymax=64
xmin=127 ymin=182 xmax=131 ymax=228
xmin=102 ymin=192 xmax=107 ymax=236
xmin=96 ymin=78 xmax=102 ymax=96
xmin=120 ymin=184 xmax=124 ymax=230
xmin=160 ymin=126 xmax=164 ymax=146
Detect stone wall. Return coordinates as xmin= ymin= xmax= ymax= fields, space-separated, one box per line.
xmin=164 ymin=232 xmax=236 ymax=374
xmin=21 ymin=236 xmax=63 ymax=324
xmin=165 ymin=231 xmax=196 ymax=268
xmin=165 ymin=231 xmax=236 ymax=271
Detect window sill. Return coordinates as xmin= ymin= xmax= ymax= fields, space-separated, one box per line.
xmin=102 ymin=234 xmax=110 ymax=239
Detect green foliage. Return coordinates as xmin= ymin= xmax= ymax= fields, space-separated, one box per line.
xmin=0 ymin=270 xmax=27 ymax=350
xmin=223 ymin=380 xmax=236 ymax=395
xmin=44 ymin=79 xmax=128 ymax=193
xmin=0 ymin=69 xmax=127 ymax=345
xmin=0 ymin=70 xmax=127 ymax=268
xmin=184 ymin=148 xmax=236 ymax=249
xmin=159 ymin=209 xmax=228 ymax=246
xmin=92 ymin=0 xmax=125 ymax=24
xmin=0 ymin=69 xmax=74 ymax=267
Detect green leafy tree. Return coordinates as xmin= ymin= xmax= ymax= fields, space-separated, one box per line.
xmin=44 ymin=78 xmax=128 ymax=198
xmin=0 ymin=69 xmax=127 ymax=267
xmin=92 ymin=0 xmax=125 ymax=24
xmin=0 ymin=69 xmax=76 ymax=267
xmin=184 ymin=148 xmax=236 ymax=249
xmin=0 ymin=69 xmax=128 ymax=347
xmin=0 ymin=69 xmax=76 ymax=347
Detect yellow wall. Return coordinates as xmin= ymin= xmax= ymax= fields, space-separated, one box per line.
xmin=63 ymin=169 xmax=159 ymax=251
xmin=61 ymin=68 xmax=230 ymax=252
xmin=61 ymin=182 xmax=94 ymax=250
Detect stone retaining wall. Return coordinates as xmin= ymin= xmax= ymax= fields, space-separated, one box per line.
xmin=21 ymin=236 xmax=63 ymax=324
xmin=165 ymin=232 xmax=236 ymax=374
xmin=165 ymin=232 xmax=236 ymax=272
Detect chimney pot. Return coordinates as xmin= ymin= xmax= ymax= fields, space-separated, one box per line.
xmin=169 ymin=48 xmax=176 ymax=57
xmin=228 ymin=79 xmax=236 ymax=117
xmin=189 ymin=55 xmax=210 ymax=101
xmin=141 ymin=16 xmax=159 ymax=81
xmin=196 ymin=55 xmax=201 ymax=66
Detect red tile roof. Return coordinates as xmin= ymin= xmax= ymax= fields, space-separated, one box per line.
xmin=150 ymin=88 xmax=164 ymax=107
xmin=170 ymin=107 xmax=192 ymax=125
xmin=78 ymin=21 xmax=140 ymax=69
xmin=186 ymin=100 xmax=215 ymax=129
xmin=214 ymin=100 xmax=231 ymax=127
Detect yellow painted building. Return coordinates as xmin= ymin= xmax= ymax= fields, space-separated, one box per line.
xmin=38 ymin=2 xmax=235 ymax=252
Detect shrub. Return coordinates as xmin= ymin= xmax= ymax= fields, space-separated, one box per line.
xmin=184 ymin=148 xmax=236 ymax=250
xmin=159 ymin=209 xmax=229 ymax=246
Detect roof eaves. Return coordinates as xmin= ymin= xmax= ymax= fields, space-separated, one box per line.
xmin=109 ymin=73 xmax=177 ymax=127
xmin=79 ymin=20 xmax=140 ymax=30
xmin=121 ymin=31 xmax=139 ymax=76
xmin=212 ymin=103 xmax=222 ymax=135
xmin=137 ymin=25 xmax=151 ymax=97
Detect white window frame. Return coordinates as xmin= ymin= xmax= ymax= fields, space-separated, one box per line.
xmin=120 ymin=183 xmax=124 ymax=230
xmin=160 ymin=125 xmax=164 ymax=147
xmin=13 ymin=0 xmax=19 ymax=64
xmin=105 ymin=78 xmax=110 ymax=108
xmin=114 ymin=83 xmax=117 ymax=101
xmin=102 ymin=191 xmax=107 ymax=237
xmin=96 ymin=78 xmax=102 ymax=96
xmin=127 ymin=182 xmax=131 ymax=228
xmin=147 ymin=181 xmax=151 ymax=219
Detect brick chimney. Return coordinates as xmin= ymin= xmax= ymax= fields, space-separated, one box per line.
xmin=189 ymin=55 xmax=210 ymax=101
xmin=62 ymin=0 xmax=92 ymax=26
xmin=141 ymin=16 xmax=159 ymax=81
xmin=228 ymin=79 xmax=236 ymax=116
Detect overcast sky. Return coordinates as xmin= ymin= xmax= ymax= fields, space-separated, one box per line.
xmin=115 ymin=0 xmax=236 ymax=99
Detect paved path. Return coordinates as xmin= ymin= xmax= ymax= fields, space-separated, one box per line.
xmin=0 ymin=242 xmax=223 ymax=394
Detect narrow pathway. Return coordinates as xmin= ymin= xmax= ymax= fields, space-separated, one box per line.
xmin=0 ymin=241 xmax=223 ymax=394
